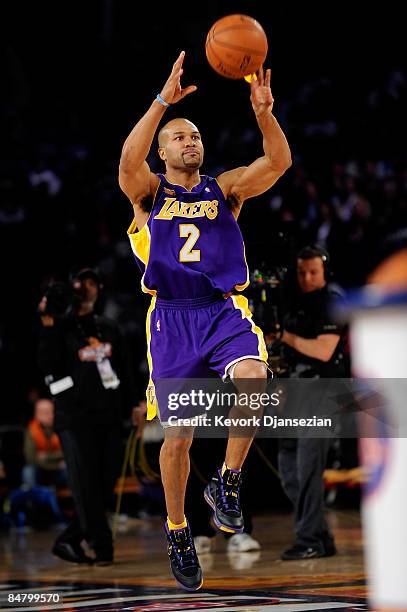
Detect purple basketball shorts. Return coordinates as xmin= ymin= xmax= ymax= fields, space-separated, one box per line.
xmin=145 ymin=293 xmax=268 ymax=425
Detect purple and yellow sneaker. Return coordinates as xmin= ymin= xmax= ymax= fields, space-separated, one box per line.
xmin=164 ymin=521 xmax=203 ymax=591
xmin=204 ymin=467 xmax=244 ymax=534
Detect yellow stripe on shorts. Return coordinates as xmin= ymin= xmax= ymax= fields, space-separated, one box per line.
xmin=145 ymin=296 xmax=157 ymax=420
xmin=231 ymin=295 xmax=268 ymax=363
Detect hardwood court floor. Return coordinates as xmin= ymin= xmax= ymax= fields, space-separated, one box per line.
xmin=0 ymin=511 xmax=368 ymax=611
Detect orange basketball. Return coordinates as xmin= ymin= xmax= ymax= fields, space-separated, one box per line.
xmin=205 ymin=14 xmax=268 ymax=80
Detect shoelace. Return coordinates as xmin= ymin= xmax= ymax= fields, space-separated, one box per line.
xmin=216 ymin=470 xmax=242 ymax=514
xmin=171 ymin=529 xmax=198 ymax=568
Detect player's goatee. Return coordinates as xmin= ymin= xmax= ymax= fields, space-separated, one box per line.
xmin=183 ymin=156 xmax=201 ymax=168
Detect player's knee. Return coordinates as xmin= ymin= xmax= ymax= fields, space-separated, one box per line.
xmin=162 ymin=429 xmax=193 ymax=455
xmin=234 ymin=359 xmax=267 ymax=380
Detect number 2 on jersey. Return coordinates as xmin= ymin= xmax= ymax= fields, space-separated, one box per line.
xmin=179 ymin=224 xmax=200 ymax=262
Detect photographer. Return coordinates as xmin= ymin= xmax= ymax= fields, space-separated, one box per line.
xmin=37 ymin=268 xmax=139 ymax=565
xmin=273 ymin=245 xmax=349 ymax=560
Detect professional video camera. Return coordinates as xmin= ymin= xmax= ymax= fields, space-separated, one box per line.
xmin=40 ymin=281 xmax=73 ymax=318
xmin=247 ymin=266 xmax=287 ymax=332
xmin=247 ymin=265 xmax=290 ymax=375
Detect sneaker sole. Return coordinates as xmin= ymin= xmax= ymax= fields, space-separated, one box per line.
xmin=175 ymin=576 xmax=203 ymax=592
xmin=203 ymin=488 xmax=244 ymax=534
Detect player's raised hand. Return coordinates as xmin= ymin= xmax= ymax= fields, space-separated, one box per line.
xmin=250 ymin=67 xmax=274 ymax=118
xmin=159 ymin=51 xmax=197 ymax=105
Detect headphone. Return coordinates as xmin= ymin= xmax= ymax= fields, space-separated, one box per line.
xmin=296 ymin=244 xmax=332 ymax=280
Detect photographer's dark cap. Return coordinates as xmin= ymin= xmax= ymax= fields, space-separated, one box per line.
xmin=69 ymin=267 xmax=104 ymax=289
xmin=76 ymin=268 xmax=99 ymax=282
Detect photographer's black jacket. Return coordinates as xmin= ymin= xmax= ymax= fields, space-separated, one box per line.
xmin=37 ymin=313 xmax=138 ymax=431
xmin=283 ymin=285 xmax=349 ymax=377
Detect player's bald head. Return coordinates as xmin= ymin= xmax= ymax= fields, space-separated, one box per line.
xmin=158 ymin=118 xmax=200 ymax=148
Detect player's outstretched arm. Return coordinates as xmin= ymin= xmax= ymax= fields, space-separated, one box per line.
xmin=217 ymin=67 xmax=291 ymax=213
xmin=119 ymin=51 xmax=197 ymax=206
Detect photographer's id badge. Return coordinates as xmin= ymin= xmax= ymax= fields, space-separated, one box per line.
xmin=96 ymin=357 xmax=120 ymax=390
xmin=78 ymin=339 xmax=120 ymax=390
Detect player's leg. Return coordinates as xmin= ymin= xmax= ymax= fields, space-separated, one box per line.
xmin=225 ymin=358 xmax=267 ymax=469
xmin=146 ymin=298 xmax=210 ymax=591
xmin=204 ymin=296 xmax=268 ymax=534
xmin=160 ymin=425 xmax=203 ymax=591
xmin=160 ymin=427 xmax=194 ymax=524
xmin=204 ymin=358 xmax=267 ymax=534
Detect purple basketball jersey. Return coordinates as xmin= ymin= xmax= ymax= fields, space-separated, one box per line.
xmin=128 ymin=175 xmax=249 ymax=298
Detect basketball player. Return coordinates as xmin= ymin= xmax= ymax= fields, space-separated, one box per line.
xmin=119 ymin=51 xmax=291 ymax=590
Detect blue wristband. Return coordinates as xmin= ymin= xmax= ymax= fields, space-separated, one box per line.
xmin=156 ymin=94 xmax=170 ymax=107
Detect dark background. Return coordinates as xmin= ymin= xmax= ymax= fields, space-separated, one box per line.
xmin=0 ymin=0 xmax=405 ymax=429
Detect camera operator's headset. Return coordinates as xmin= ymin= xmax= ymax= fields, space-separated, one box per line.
xmin=297 ymin=244 xmax=332 ymax=281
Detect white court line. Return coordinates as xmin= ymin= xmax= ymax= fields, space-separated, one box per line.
xmin=0 ymin=587 xmax=72 ymax=593
xmin=55 ymin=589 xmax=129 ymax=596
xmin=184 ymin=603 xmax=364 ymax=612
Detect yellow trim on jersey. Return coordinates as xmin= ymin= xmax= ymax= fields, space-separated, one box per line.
xmin=127 ymin=179 xmax=161 ymax=297
xmin=128 ymin=222 xmax=150 ymax=265
xmin=231 ymin=295 xmax=268 ymax=362
xmin=127 ymin=224 xmax=157 ymax=296
xmin=145 ymin=296 xmax=157 ymax=420
xmin=234 ymin=243 xmax=250 ymax=291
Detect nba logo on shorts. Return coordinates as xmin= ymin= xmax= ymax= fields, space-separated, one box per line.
xmin=157 ymin=320 xmax=161 ymax=332
xmin=147 ymin=385 xmax=156 ymax=405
